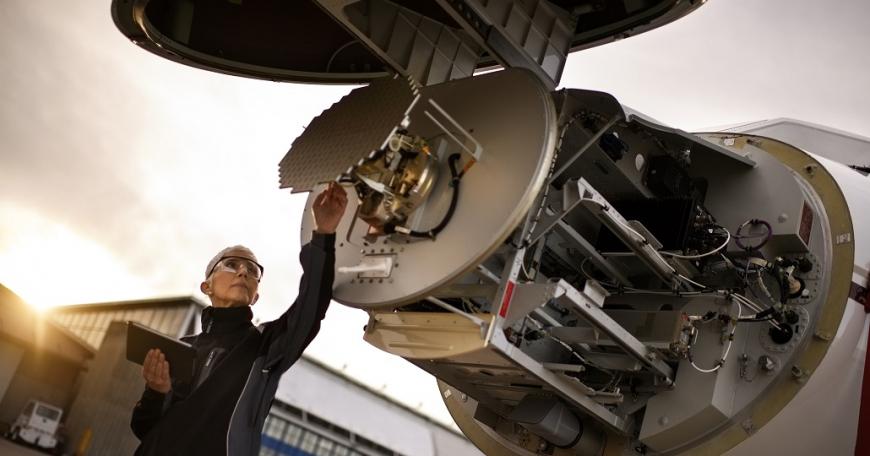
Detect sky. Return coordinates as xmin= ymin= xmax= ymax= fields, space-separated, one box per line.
xmin=1 ymin=0 xmax=869 ymax=427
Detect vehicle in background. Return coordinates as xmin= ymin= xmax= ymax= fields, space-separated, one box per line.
xmin=6 ymin=399 xmax=63 ymax=453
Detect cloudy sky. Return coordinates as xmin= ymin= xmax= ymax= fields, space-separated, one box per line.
xmin=2 ymin=0 xmax=868 ymax=426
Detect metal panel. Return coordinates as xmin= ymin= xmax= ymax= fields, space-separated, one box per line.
xmin=315 ymin=0 xmax=483 ymax=86
xmin=434 ymin=0 xmax=575 ymax=88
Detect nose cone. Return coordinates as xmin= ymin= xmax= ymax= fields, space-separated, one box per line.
xmin=111 ymin=0 xmax=386 ymax=84
xmin=111 ymin=0 xmax=705 ymax=85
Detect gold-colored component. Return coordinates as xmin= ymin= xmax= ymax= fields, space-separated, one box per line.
xmin=353 ymin=133 xmax=440 ymax=232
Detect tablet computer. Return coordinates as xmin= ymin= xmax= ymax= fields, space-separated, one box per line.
xmin=126 ymin=321 xmax=196 ymax=384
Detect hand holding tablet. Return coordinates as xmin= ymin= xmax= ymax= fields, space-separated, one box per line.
xmin=126 ymin=321 xmax=196 ymax=385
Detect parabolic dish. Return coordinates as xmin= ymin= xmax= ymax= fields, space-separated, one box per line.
xmin=300 ymin=69 xmax=557 ymax=308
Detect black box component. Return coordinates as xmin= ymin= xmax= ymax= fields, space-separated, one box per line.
xmin=596 ymin=198 xmax=698 ymax=252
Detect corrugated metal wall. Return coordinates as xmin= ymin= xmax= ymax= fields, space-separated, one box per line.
xmin=63 ymin=321 xmax=151 ymax=455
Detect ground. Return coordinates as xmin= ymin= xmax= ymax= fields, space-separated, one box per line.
xmin=0 ymin=437 xmax=54 ymax=455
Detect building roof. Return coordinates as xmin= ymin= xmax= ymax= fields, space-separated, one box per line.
xmin=52 ymin=295 xmax=209 ymax=312
xmin=0 ymin=283 xmax=96 ymax=361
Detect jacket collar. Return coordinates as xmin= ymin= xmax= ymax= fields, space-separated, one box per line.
xmin=201 ymin=306 xmax=254 ymax=334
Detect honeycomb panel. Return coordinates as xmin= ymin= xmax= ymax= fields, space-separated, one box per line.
xmin=278 ymin=75 xmax=418 ymax=192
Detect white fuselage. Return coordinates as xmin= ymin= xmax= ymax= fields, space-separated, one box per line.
xmin=726 ymin=153 xmax=870 ymax=455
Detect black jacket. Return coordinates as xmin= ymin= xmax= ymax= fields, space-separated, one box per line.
xmin=131 ymin=233 xmax=335 ymax=455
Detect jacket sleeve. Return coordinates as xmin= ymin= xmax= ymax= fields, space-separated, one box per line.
xmin=261 ymin=232 xmax=335 ymax=373
xmin=130 ymin=387 xmax=173 ymax=440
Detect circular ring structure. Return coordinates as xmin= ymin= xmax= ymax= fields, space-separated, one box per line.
xmin=301 ymin=69 xmax=558 ymax=309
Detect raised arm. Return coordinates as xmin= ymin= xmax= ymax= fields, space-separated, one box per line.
xmin=260 ymin=183 xmax=347 ymax=373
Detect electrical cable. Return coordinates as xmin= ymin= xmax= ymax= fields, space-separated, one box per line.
xmin=579 ymin=257 xmax=618 ymax=288
xmin=689 ymin=298 xmax=742 ymax=374
xmin=661 ymin=227 xmax=732 ymax=260
xmin=678 ymin=273 xmax=711 ymax=290
xmin=397 ymin=153 xmax=461 ymax=239
xmin=735 ymin=219 xmax=772 ymax=250
xmin=730 ymin=292 xmax=783 ymax=330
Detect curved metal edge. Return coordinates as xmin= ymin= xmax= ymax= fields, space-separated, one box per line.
xmin=437 ymin=379 xmax=534 ymax=456
xmin=437 ymin=132 xmax=855 ymax=456
xmin=110 ymin=0 xmax=386 ymax=85
xmin=438 ymin=379 xmax=620 ymax=456
xmin=111 ymin=0 xmax=705 ymax=86
xmin=332 ymin=68 xmax=560 ymax=309
xmin=567 ymin=0 xmax=705 ymax=56
xmin=674 ymin=132 xmax=856 ymax=455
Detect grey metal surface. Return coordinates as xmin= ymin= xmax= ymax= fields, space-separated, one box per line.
xmin=278 ymin=75 xmax=417 ymax=193
xmin=549 ymin=115 xmax=620 ymax=183
xmin=573 ymin=178 xmax=682 ymax=289
xmin=434 ymin=0 xmax=574 ymax=89
xmin=691 ymin=136 xmax=817 ymax=255
xmin=508 ymin=396 xmax=581 ymax=447
xmin=551 ymin=220 xmax=632 ymax=286
xmin=550 ymin=310 xmax=684 ymax=350
xmin=550 ymin=280 xmax=675 ymax=382
xmin=315 ymin=0 xmax=483 ymax=86
xmin=302 ymin=68 xmax=557 ymax=308
xmin=486 ymin=328 xmax=631 ymax=435
xmin=628 ymin=293 xmax=744 ymax=453
xmin=502 ymin=282 xmax=560 ymax=326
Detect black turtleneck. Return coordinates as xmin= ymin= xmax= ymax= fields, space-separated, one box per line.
xmin=183 ymin=305 xmax=256 ymax=393
xmin=200 ymin=305 xmax=254 ymax=334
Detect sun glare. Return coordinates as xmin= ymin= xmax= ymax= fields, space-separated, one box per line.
xmin=0 ymin=205 xmax=151 ymax=311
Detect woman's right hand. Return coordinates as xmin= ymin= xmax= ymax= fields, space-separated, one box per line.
xmin=143 ymin=349 xmax=171 ymax=394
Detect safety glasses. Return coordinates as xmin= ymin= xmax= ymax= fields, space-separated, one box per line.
xmin=209 ymin=256 xmax=264 ymax=282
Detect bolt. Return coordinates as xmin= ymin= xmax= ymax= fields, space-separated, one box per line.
xmin=759 ymin=355 xmax=776 ymax=372
xmin=741 ymin=418 xmax=755 ymax=434
xmin=813 ymin=331 xmax=832 ymax=341
xmin=791 ymin=365 xmax=804 ymax=379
